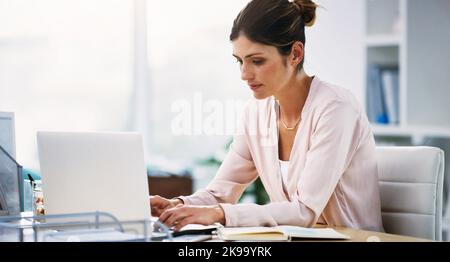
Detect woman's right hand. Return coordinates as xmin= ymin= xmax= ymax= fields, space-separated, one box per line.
xmin=149 ymin=195 xmax=183 ymax=217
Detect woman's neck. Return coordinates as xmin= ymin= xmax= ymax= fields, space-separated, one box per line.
xmin=275 ymin=70 xmax=312 ymax=124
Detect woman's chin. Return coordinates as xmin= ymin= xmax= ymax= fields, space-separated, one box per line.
xmin=253 ymin=92 xmax=270 ymax=100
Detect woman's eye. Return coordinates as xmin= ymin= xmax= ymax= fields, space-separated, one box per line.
xmin=253 ymin=60 xmax=264 ymax=65
xmin=235 ymin=59 xmax=243 ymax=65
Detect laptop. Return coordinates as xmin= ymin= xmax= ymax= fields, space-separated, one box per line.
xmin=37 ymin=131 xmax=150 ymax=221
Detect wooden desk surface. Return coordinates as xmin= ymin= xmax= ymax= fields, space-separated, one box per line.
xmin=332 ymin=227 xmax=431 ymax=242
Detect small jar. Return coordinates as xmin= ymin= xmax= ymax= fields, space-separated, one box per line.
xmin=32 ymin=182 xmax=45 ymax=216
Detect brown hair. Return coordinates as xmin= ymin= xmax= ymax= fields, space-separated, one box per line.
xmin=230 ymin=0 xmax=317 ymax=70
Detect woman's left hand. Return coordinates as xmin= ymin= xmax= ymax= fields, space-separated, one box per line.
xmin=158 ymin=204 xmax=225 ymax=231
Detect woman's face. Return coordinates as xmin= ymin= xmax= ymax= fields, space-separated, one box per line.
xmin=232 ymin=35 xmax=294 ymax=99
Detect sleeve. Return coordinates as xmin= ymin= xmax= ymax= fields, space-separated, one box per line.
xmin=219 ymin=101 xmax=361 ymax=227
xmin=297 ymin=101 xmax=360 ymax=219
xmin=179 ymin=107 xmax=259 ymax=206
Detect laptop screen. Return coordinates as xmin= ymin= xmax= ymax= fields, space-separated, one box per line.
xmin=37 ymin=131 xmax=150 ymax=221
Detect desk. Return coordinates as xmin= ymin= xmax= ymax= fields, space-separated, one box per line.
xmin=332 ymin=227 xmax=430 ymax=242
xmin=0 ymin=213 xmax=431 ymax=242
xmin=207 ymin=227 xmax=431 ymax=242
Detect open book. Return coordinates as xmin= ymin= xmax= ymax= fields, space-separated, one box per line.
xmin=218 ymin=226 xmax=350 ymax=241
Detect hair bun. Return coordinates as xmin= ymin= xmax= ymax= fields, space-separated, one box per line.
xmin=293 ymin=0 xmax=317 ymax=27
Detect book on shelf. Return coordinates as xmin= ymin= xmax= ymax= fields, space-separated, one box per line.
xmin=217 ymin=225 xmax=350 ymax=241
xmin=381 ymin=69 xmax=399 ymax=124
xmin=367 ymin=65 xmax=388 ymax=124
xmin=367 ymin=64 xmax=399 ymax=124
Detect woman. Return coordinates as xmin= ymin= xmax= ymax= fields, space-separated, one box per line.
xmin=151 ymin=0 xmax=383 ymax=232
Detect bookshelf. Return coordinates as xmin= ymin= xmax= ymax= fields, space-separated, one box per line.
xmin=366 ymin=35 xmax=401 ymax=47
xmin=363 ymin=0 xmax=450 ymax=142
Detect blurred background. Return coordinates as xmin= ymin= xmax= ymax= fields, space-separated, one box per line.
xmin=1 ymin=0 xmax=450 ymax=236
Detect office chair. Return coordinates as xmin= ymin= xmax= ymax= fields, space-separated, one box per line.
xmin=377 ymin=146 xmax=445 ymax=241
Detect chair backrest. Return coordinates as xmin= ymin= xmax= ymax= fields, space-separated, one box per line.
xmin=377 ymin=146 xmax=445 ymax=241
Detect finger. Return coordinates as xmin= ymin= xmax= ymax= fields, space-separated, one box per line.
xmin=151 ymin=199 xmax=172 ymax=216
xmin=151 ymin=207 xmax=164 ymax=217
xmin=149 ymin=195 xmax=160 ymax=202
xmin=150 ymin=195 xmax=165 ymax=207
xmin=164 ymin=210 xmax=187 ymax=228
xmin=174 ymin=216 xmax=194 ymax=232
xmin=158 ymin=207 xmax=174 ymax=223
xmin=159 ymin=207 xmax=181 ymax=226
xmin=161 ymin=207 xmax=190 ymax=228
xmin=151 ymin=195 xmax=168 ymax=204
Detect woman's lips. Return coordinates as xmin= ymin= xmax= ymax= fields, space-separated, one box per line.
xmin=249 ymin=84 xmax=263 ymax=91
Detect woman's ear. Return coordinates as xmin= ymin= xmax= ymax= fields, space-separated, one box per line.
xmin=289 ymin=41 xmax=304 ymax=67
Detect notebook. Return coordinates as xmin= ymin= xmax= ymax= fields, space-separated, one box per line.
xmin=217 ymin=226 xmax=350 ymax=241
xmin=172 ymin=223 xmax=220 ymax=237
xmin=151 ymin=222 xmax=220 ymax=239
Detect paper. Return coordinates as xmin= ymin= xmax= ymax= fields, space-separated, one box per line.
xmin=179 ymin=223 xmax=219 ymax=232
xmin=169 ymin=234 xmax=213 ymax=242
xmin=218 ymin=226 xmax=350 ymax=241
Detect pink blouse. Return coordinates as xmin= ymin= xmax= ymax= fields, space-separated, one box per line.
xmin=180 ymin=76 xmax=384 ymax=231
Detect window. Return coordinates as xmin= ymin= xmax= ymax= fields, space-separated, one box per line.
xmin=144 ymin=0 xmax=250 ymax=164
xmin=0 ymin=0 xmax=134 ymax=168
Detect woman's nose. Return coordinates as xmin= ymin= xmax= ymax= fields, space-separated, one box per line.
xmin=240 ymin=64 xmax=254 ymax=81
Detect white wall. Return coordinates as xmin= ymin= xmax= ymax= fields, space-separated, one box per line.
xmin=305 ymin=0 xmax=365 ymax=104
